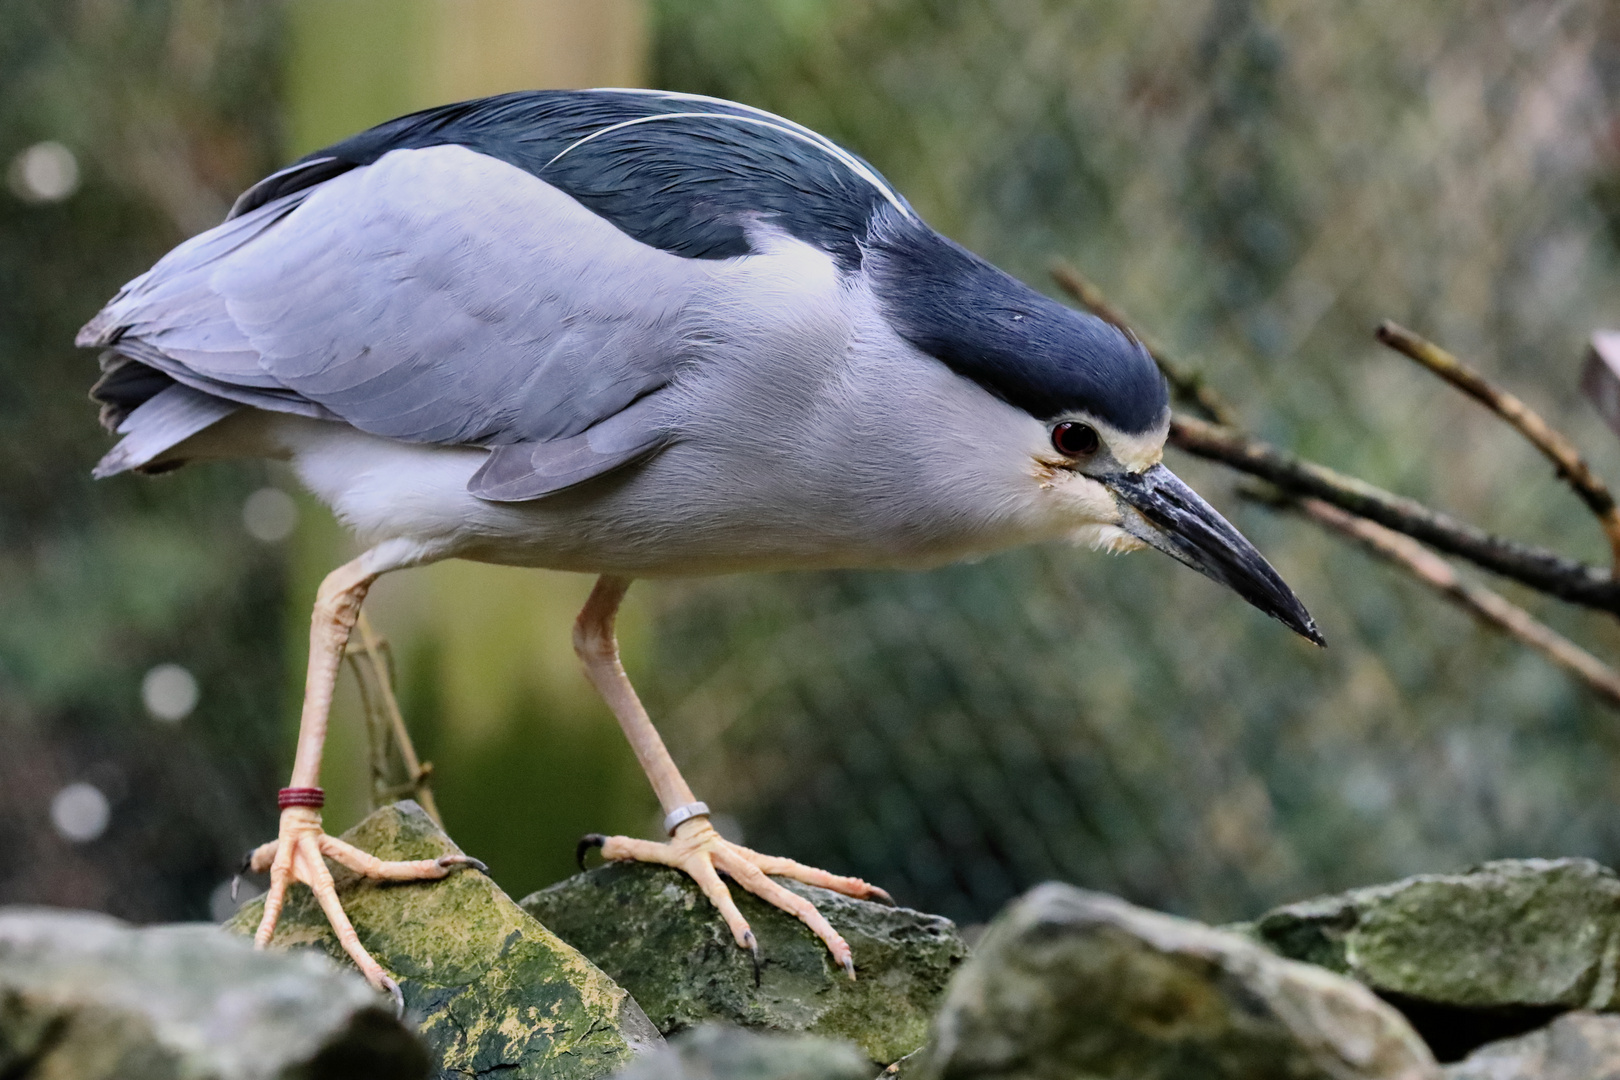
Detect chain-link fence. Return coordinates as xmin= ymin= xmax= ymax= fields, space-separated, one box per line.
xmin=644 ymin=0 xmax=1620 ymax=926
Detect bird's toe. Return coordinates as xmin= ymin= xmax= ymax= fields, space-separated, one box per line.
xmin=437 ymin=853 xmax=487 ymax=873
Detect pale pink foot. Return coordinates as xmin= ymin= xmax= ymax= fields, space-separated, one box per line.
xmin=248 ymin=806 xmax=484 ymax=1009
xmin=583 ymin=816 xmax=891 ymax=979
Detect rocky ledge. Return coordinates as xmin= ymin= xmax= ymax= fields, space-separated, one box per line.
xmin=11 ymin=802 xmax=1620 ymax=1080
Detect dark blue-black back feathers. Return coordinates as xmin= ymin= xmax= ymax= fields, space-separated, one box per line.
xmin=233 ymin=88 xmax=908 ymax=268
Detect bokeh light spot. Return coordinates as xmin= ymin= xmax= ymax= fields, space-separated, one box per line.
xmin=142 ymin=663 xmax=199 ymax=723
xmin=242 ymin=487 xmax=299 ymax=543
xmin=50 ymin=782 xmax=110 ymax=843
xmin=8 ymin=141 xmax=79 ymax=203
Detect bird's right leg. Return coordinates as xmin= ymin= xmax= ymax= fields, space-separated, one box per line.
xmin=574 ymin=575 xmax=891 ymax=978
xmin=246 ymin=540 xmax=481 ymax=1002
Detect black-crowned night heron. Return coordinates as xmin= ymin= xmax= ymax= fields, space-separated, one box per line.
xmin=79 ymin=89 xmax=1321 ymax=1000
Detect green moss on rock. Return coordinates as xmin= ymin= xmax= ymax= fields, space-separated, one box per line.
xmin=1253 ymin=859 xmax=1620 ymax=1010
xmin=227 ymin=802 xmax=661 ymax=1079
xmin=521 ymin=863 xmax=966 ymax=1065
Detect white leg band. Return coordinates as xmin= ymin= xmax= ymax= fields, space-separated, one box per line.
xmin=663 ymin=801 xmax=710 ymax=836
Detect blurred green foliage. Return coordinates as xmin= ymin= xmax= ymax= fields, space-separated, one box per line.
xmin=0 ymin=0 xmax=286 ymax=919
xmin=646 ymin=0 xmax=1620 ymax=924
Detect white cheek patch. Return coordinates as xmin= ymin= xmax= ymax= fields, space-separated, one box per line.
xmin=1045 ymin=470 xmax=1119 ymax=523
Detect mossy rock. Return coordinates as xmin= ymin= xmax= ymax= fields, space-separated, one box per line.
xmin=521 ymin=863 xmax=966 ymax=1065
xmin=1253 ymin=859 xmax=1620 ymax=1011
xmin=916 ymin=882 xmax=1438 ymax=1080
xmin=227 ymin=801 xmax=661 ymax=1079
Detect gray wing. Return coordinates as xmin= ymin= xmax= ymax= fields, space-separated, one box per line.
xmin=81 ymin=144 xmax=712 ymax=500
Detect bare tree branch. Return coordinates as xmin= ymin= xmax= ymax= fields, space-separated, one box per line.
xmin=1377 ymin=320 xmax=1620 ymax=567
xmin=1051 ymin=267 xmax=1620 ymax=618
xmin=1050 ymin=260 xmax=1240 ymax=427
xmin=1051 ymin=266 xmax=1620 ymax=706
xmin=1170 ymin=414 xmax=1619 ymax=611
xmin=1293 ymin=498 xmax=1620 ymax=709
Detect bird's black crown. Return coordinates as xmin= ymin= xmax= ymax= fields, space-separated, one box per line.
xmin=866 ymin=212 xmax=1168 ymax=434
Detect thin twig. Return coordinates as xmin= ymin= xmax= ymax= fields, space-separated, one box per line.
xmin=1377 ymin=321 xmax=1620 ymax=568
xmin=1050 ymin=260 xmax=1241 ymax=427
xmin=349 ymin=613 xmax=442 ymax=825
xmin=1170 ymin=413 xmax=1620 ymax=612
xmin=1293 ymin=497 xmax=1620 ymax=709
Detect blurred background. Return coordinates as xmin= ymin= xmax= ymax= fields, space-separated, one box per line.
xmin=5 ymin=0 xmax=1620 ymax=931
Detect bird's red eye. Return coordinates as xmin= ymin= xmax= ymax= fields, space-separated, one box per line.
xmin=1052 ymin=421 xmax=1100 ymax=457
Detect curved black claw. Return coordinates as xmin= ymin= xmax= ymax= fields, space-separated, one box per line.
xmin=438 ymin=853 xmax=487 ymax=874
xmin=231 ymin=849 xmax=258 ymax=902
xmin=867 ymin=885 xmax=896 ymax=907
xmin=576 ymin=834 xmax=607 ymax=872
xmin=380 ymin=974 xmax=404 ymax=1018
xmin=743 ymin=929 xmax=762 ymax=989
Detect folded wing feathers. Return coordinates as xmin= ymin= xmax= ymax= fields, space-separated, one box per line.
xmin=81 ymin=88 xmax=891 ymax=492
xmin=80 ymin=136 xmax=706 ymax=497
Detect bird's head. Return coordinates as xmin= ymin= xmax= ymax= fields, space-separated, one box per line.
xmin=869 ymin=215 xmax=1322 ymax=646
xmin=1028 ymin=405 xmax=1323 ymax=647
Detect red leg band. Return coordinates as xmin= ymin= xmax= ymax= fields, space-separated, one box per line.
xmin=278 ymin=786 xmax=325 ymax=809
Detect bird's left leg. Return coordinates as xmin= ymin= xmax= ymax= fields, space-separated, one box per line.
xmin=573 ymin=575 xmax=891 ymax=979
xmin=246 ymin=539 xmax=481 ymax=1001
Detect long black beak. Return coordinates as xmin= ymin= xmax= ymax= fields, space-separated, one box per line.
xmin=1107 ymin=464 xmax=1324 ymax=646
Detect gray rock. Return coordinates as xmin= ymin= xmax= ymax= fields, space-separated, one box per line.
xmin=227 ymin=802 xmax=661 ymax=1079
xmin=0 ymin=906 xmax=427 ymax=1080
xmin=611 ymin=1025 xmax=873 ymax=1080
xmin=1444 ymin=1012 xmax=1620 ymax=1079
xmin=915 ymin=882 xmax=1438 ymax=1080
xmin=521 ymin=863 xmax=966 ymax=1065
xmin=1253 ymin=859 xmax=1620 ymax=1012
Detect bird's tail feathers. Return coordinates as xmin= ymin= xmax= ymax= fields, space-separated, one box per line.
xmin=92 ymin=382 xmax=239 ymax=478
xmin=90 ymin=353 xmax=175 ymax=431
